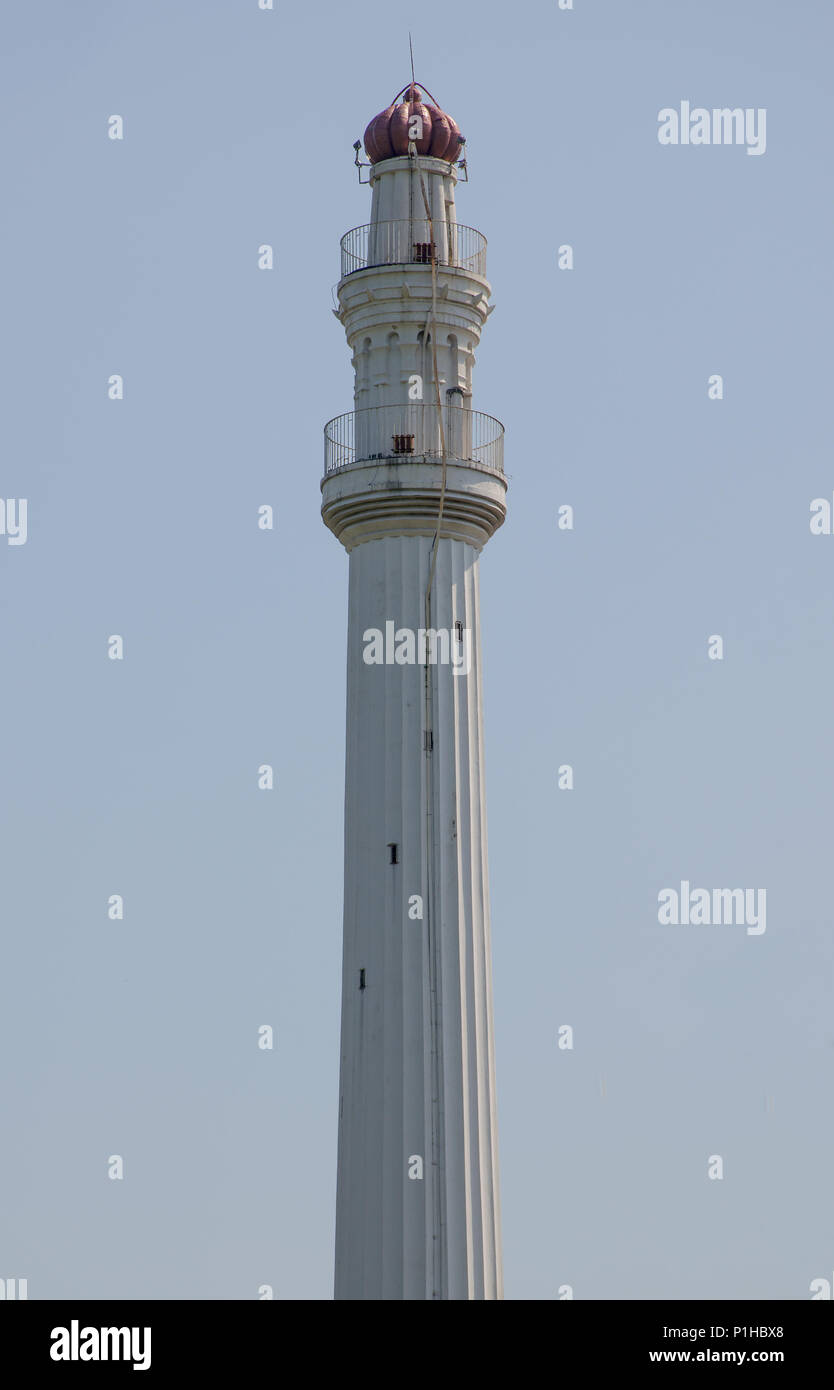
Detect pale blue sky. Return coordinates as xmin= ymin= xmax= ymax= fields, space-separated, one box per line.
xmin=1 ymin=0 xmax=832 ymax=1299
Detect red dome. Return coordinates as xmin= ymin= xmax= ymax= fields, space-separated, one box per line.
xmin=364 ymin=83 xmax=463 ymax=164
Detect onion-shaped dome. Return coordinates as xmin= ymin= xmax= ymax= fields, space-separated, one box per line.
xmin=364 ymin=83 xmax=463 ymax=164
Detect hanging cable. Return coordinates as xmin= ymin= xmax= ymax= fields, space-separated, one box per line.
xmin=409 ymin=136 xmax=451 ymax=1302
xmin=415 ymin=160 xmax=449 ymax=612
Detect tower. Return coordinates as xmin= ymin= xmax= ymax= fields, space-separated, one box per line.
xmin=322 ymin=81 xmax=507 ymax=1300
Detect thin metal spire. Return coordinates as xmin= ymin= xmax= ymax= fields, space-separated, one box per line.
xmin=409 ymin=32 xmax=416 ymax=87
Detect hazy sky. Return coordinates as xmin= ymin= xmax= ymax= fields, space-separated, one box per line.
xmin=2 ymin=0 xmax=832 ymax=1299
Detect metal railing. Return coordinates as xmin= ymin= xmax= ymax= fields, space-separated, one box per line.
xmin=323 ymin=403 xmax=504 ymax=477
xmin=340 ymin=220 xmax=487 ymax=279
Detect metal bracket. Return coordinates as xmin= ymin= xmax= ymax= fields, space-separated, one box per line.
xmin=353 ymin=141 xmax=372 ymax=184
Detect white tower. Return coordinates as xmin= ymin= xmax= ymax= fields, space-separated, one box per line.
xmin=322 ymin=82 xmax=507 ymax=1301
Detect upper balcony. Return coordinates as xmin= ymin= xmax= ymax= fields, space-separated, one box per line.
xmin=340 ymin=219 xmax=487 ymax=281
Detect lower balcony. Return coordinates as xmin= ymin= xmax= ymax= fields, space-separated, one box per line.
xmin=323 ymin=403 xmax=504 ymax=478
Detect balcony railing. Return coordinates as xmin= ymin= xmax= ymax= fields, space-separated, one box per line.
xmin=340 ymin=220 xmax=487 ymax=280
xmin=323 ymin=403 xmax=504 ymax=477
